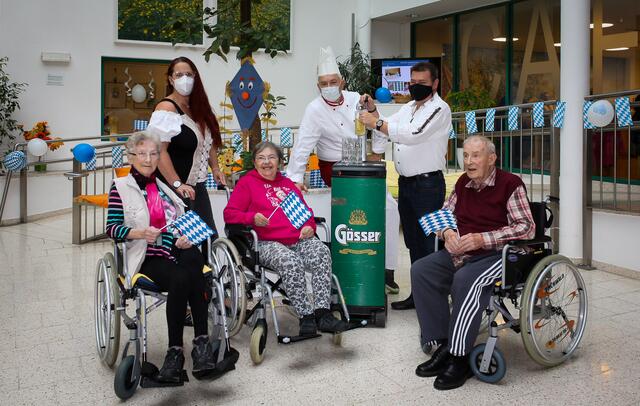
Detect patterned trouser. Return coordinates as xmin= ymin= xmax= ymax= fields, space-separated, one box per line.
xmin=258 ymin=237 xmax=332 ymax=317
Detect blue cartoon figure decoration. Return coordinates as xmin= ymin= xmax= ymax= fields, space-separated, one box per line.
xmin=229 ymin=60 xmax=265 ymax=131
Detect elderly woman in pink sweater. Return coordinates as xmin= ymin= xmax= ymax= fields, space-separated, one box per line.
xmin=224 ymin=141 xmax=348 ymax=336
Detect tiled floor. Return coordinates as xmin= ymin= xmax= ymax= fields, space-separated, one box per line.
xmin=1 ymin=213 xmax=639 ymax=405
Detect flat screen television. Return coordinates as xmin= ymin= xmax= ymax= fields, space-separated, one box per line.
xmin=371 ymin=57 xmax=441 ymax=96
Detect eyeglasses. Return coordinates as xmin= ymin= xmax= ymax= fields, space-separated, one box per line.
xmin=173 ymin=72 xmax=195 ymax=79
xmin=255 ymin=155 xmax=278 ymax=163
xmin=130 ymin=151 xmax=160 ymax=160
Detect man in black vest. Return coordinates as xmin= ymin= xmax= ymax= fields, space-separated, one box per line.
xmin=411 ymin=136 xmax=535 ymax=390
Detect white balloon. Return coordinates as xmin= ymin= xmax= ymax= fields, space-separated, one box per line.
xmin=587 ymin=99 xmax=615 ymax=127
xmin=131 ymin=84 xmax=147 ymax=103
xmin=27 ymin=138 xmax=48 ymax=157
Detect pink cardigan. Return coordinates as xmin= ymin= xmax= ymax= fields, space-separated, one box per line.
xmin=223 ymin=170 xmax=316 ymax=245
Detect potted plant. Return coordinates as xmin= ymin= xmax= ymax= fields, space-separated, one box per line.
xmin=446 ymin=86 xmax=496 ymax=168
xmin=0 ymin=57 xmax=27 ymax=172
xmin=337 ymin=42 xmax=378 ymax=96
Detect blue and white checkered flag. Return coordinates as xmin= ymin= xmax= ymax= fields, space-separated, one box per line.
xmin=280 ymin=127 xmax=293 ymax=147
xmin=309 ymin=169 xmax=328 ymax=188
xmin=418 ymin=208 xmax=457 ymax=236
xmin=448 ymin=127 xmax=456 ymax=139
xmin=465 ymin=111 xmax=478 ymax=134
xmin=86 ymin=155 xmax=97 ymax=171
xmin=485 ymin=108 xmax=496 ymax=132
xmin=171 ymin=210 xmax=215 ymax=246
xmin=532 ymin=102 xmax=545 ymax=128
xmin=508 ymin=106 xmax=520 ymax=131
xmin=615 ymin=97 xmax=633 ymax=127
xmin=206 ymin=171 xmax=217 ymax=190
xmin=261 ymin=129 xmax=267 ymax=141
xmin=232 ymin=133 xmax=243 ymax=154
xmin=279 ymin=191 xmax=312 ymax=229
xmin=553 ymin=101 xmax=566 ymax=128
xmin=133 ymin=120 xmax=149 ymax=131
xmin=583 ymin=100 xmax=595 ymax=129
xmin=112 ymin=146 xmax=123 ymax=168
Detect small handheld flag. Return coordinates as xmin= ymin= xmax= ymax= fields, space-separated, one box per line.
xmin=170 ymin=211 xmax=215 ymax=246
xmin=277 ymin=191 xmax=312 ymax=229
xmin=419 ymin=208 xmax=457 ymax=236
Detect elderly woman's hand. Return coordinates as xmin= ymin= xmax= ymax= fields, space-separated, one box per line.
xmin=254 ymin=213 xmax=269 ymax=227
xmin=299 ymin=226 xmax=314 ymax=240
xmin=144 ymin=227 xmax=162 ymax=244
xmin=175 ymin=235 xmax=193 ymax=249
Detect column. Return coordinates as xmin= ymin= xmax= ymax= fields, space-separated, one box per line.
xmin=356 ymin=0 xmax=371 ymax=55
xmin=559 ymin=0 xmax=589 ymax=260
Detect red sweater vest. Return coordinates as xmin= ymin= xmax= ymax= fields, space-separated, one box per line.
xmin=454 ymin=168 xmax=525 ymax=256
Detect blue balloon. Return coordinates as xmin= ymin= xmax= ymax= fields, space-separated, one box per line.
xmin=3 ymin=150 xmax=27 ymax=171
xmin=374 ymin=87 xmax=392 ymax=103
xmin=73 ymin=143 xmax=96 ymax=163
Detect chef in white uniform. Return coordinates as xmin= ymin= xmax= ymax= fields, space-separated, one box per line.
xmin=286 ymin=46 xmax=401 ymax=294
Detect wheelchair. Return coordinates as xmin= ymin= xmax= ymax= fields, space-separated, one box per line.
xmin=220 ymin=217 xmax=358 ymax=365
xmin=468 ymin=196 xmax=588 ymax=383
xmin=94 ymin=237 xmax=244 ymax=400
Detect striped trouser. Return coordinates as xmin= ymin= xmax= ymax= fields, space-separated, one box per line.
xmin=411 ymin=250 xmax=502 ymax=356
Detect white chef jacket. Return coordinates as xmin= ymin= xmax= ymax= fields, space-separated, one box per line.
xmin=286 ymin=91 xmax=386 ymax=183
xmin=372 ymin=92 xmax=452 ymax=177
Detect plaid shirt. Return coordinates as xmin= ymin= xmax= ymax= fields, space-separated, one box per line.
xmin=440 ymin=168 xmax=535 ymax=267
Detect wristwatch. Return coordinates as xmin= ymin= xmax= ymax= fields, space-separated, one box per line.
xmin=375 ymin=119 xmax=384 ymax=131
xmin=172 ymin=180 xmax=182 ymax=189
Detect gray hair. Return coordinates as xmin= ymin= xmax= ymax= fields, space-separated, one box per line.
xmin=125 ymin=131 xmax=161 ymax=155
xmin=463 ymin=135 xmax=496 ymax=155
xmin=252 ymin=141 xmax=284 ymax=163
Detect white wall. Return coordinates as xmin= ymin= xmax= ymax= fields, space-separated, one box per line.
xmin=0 ymin=0 xmax=357 ymax=221
xmin=370 ymin=0 xmax=440 ymax=19
xmin=592 ymin=211 xmax=640 ymax=273
xmin=371 ymin=20 xmax=411 ymax=59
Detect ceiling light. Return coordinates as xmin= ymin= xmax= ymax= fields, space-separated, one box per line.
xmin=590 ymin=23 xmax=614 ymax=29
xmin=554 ymin=42 xmax=561 ymax=47
xmin=604 ymin=47 xmax=629 ymax=51
xmin=492 ymin=37 xmax=519 ymax=42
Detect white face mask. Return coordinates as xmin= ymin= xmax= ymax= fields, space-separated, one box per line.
xmin=320 ymin=86 xmax=341 ymax=102
xmin=173 ymin=76 xmax=194 ymax=96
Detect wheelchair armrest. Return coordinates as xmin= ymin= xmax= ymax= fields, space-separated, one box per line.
xmin=314 ymin=216 xmax=326 ymax=224
xmin=506 ymin=235 xmax=552 ymax=247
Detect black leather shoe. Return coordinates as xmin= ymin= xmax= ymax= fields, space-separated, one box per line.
xmin=415 ymin=344 xmax=450 ymax=377
xmin=157 ymin=347 xmax=185 ymax=383
xmin=299 ymin=315 xmax=318 ymax=336
xmin=433 ymin=355 xmax=473 ymax=390
xmin=391 ymin=294 xmax=414 ymax=310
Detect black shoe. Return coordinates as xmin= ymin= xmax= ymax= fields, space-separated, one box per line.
xmin=416 ymin=344 xmax=450 ymax=377
xmin=391 ymin=294 xmax=414 ymax=310
xmin=191 ymin=336 xmax=216 ymax=375
xmin=433 ymin=355 xmax=473 ymax=390
xmin=316 ymin=311 xmax=349 ymax=333
xmin=385 ymin=269 xmax=400 ymax=294
xmin=157 ymin=347 xmax=185 ymax=383
xmin=299 ymin=315 xmax=318 ymax=336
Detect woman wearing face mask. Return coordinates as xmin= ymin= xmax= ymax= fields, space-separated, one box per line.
xmin=147 ymin=57 xmax=223 ymax=239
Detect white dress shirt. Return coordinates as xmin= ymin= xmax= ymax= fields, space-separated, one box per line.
xmin=286 ymin=91 xmax=386 ymax=183
xmin=372 ymin=92 xmax=452 ymax=177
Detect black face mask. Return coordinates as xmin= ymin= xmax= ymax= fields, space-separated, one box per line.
xmin=408 ymin=83 xmax=433 ymax=101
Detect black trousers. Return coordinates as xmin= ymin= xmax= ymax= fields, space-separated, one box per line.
xmin=139 ymin=247 xmax=207 ymax=347
xmin=187 ymin=182 xmax=218 ymax=259
xmin=398 ymin=172 xmax=446 ymax=264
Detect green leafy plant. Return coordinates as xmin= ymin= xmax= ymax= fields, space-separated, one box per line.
xmin=0 ymin=57 xmax=27 ymax=155
xmin=445 ymin=86 xmax=495 ymax=113
xmin=337 ymin=43 xmax=378 ymax=96
xmin=260 ymin=91 xmax=286 ymax=136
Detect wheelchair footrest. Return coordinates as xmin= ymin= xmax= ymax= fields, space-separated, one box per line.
xmin=345 ymin=319 xmax=368 ymax=331
xmin=193 ymin=347 xmax=239 ymax=381
xmin=278 ymin=334 xmax=321 ymax=344
xmin=140 ymin=367 xmax=189 ymax=388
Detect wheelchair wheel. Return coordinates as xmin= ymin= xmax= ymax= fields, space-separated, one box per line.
xmin=332 ymin=311 xmax=343 ymax=346
xmin=250 ymin=320 xmax=268 ymax=365
xmin=211 ymin=238 xmax=247 ymax=337
xmin=94 ymin=252 xmax=121 ymax=367
xmin=520 ymin=254 xmax=588 ymax=367
xmin=469 ymin=343 xmax=507 ymax=383
xmin=114 ymin=355 xmax=140 ymax=400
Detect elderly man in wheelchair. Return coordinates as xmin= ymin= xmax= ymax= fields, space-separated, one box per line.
xmin=412 ymin=135 xmax=587 ymax=390
xmin=96 ymin=131 xmax=238 ymax=399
